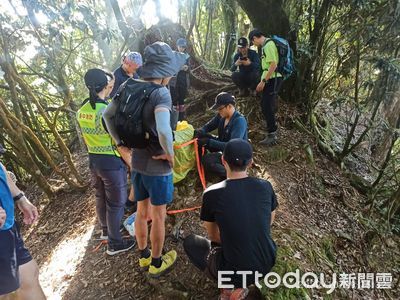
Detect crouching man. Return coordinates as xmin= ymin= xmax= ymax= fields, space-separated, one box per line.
xmin=183 ymin=139 xmax=278 ymax=298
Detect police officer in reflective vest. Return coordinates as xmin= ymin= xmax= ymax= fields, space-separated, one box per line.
xmin=77 ymin=68 xmax=135 ymax=255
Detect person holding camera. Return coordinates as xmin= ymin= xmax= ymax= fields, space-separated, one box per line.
xmin=230 ymin=37 xmax=260 ymax=97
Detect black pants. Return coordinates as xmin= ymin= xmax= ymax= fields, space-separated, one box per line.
xmin=171 ymin=84 xmax=187 ymax=107
xmin=184 ymin=234 xmax=256 ymax=288
xmin=201 ymin=152 xmax=226 ymax=179
xmin=261 ymin=77 xmax=283 ymax=133
xmin=183 ymin=234 xmax=221 ymax=280
xmin=232 ymin=71 xmax=259 ymax=90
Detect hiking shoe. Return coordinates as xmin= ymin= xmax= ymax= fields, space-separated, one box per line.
xmin=139 ymin=252 xmax=152 ymax=271
xmin=259 ymin=131 xmax=278 ymax=146
xmin=148 ymin=250 xmax=177 ymax=278
xmin=100 ymin=228 xmax=108 ymax=240
xmin=219 ymin=288 xmax=249 ymax=300
xmin=106 ymin=239 xmax=136 ymax=256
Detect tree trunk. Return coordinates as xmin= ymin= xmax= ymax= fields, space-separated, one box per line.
xmin=186 ymin=0 xmax=198 ymax=41
xmin=154 ymin=0 xmax=163 ymax=21
xmin=203 ymin=0 xmax=214 ymax=59
xmin=295 ymin=0 xmax=333 ymax=106
xmin=108 ymin=0 xmax=131 ymax=40
xmin=236 ymin=0 xmax=291 ymax=37
xmin=219 ymin=0 xmax=237 ymax=69
xmin=371 ymin=69 xmax=400 ymax=163
xmin=0 ymin=99 xmax=54 ymax=197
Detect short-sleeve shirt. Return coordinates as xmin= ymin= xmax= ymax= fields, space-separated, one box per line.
xmin=131 ymin=87 xmax=172 ymax=176
xmin=200 ymin=177 xmax=278 ymax=286
xmin=261 ymin=40 xmax=282 ymax=79
xmin=0 ymin=164 xmax=14 ymax=231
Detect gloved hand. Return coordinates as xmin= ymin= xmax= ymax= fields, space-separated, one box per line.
xmin=193 ymin=129 xmax=202 ymax=138
xmin=198 ymin=137 xmax=210 ymax=147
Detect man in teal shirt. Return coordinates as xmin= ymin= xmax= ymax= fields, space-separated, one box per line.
xmin=249 ymin=29 xmax=284 ymax=146
xmin=0 ymin=144 xmax=45 ymax=299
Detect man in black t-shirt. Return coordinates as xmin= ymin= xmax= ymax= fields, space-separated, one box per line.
xmin=183 ymin=139 xmax=277 ymax=296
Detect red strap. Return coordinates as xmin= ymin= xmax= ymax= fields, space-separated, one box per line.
xmin=166 ymin=205 xmax=202 ymax=215
xmin=92 ymin=240 xmax=107 ymax=252
xmin=173 ymin=138 xmax=206 ymax=189
xmin=173 ymin=139 xmax=196 ymax=149
xmin=194 ymin=139 xmax=206 ymax=189
xmin=166 ymin=138 xmax=206 ymax=215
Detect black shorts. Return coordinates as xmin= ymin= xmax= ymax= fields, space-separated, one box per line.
xmin=0 ymin=222 xmax=33 ymax=295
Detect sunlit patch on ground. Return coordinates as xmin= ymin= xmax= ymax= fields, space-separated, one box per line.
xmin=39 ymin=223 xmax=95 ymax=300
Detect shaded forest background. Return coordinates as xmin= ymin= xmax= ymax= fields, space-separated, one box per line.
xmin=0 ymin=0 xmax=398 ymax=236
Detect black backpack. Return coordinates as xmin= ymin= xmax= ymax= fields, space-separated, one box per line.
xmin=113 ymin=79 xmax=162 ymax=149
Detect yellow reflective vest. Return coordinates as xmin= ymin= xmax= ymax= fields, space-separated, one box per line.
xmin=77 ymin=99 xmax=120 ymax=157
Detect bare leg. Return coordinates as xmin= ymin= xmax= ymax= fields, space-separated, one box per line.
xmin=135 ymin=198 xmax=151 ymax=250
xmin=17 ymin=260 xmax=46 ymax=300
xmin=128 ymin=185 xmax=135 ymax=202
xmin=0 ymin=293 xmax=17 ymax=300
xmin=149 ymin=204 xmax=167 ymax=258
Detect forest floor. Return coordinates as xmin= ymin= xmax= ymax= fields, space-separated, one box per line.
xmin=19 ymin=84 xmax=399 ymax=300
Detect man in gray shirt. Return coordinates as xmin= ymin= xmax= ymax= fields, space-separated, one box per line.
xmin=103 ymin=42 xmax=186 ymax=278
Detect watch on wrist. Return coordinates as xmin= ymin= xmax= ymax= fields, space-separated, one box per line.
xmin=262 ymin=78 xmax=267 ymax=83
xmin=13 ymin=192 xmax=24 ymax=202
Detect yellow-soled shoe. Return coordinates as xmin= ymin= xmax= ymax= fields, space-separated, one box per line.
xmin=139 ymin=253 xmax=152 ymax=270
xmin=148 ymin=250 xmax=177 ymax=278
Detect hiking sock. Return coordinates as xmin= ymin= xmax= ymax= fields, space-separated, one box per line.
xmin=151 ymin=256 xmax=162 ymax=268
xmin=140 ymin=247 xmax=151 ymax=259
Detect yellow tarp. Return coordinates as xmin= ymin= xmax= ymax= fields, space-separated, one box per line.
xmin=173 ymin=121 xmax=196 ymax=184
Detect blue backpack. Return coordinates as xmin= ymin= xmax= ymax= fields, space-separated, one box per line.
xmin=264 ymin=35 xmax=295 ymax=79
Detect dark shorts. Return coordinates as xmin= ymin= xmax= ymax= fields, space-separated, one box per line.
xmin=0 ymin=222 xmax=33 ymax=295
xmin=131 ymin=171 xmax=174 ymax=206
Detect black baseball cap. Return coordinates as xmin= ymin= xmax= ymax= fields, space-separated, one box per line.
xmin=210 ymin=92 xmax=236 ymax=110
xmin=248 ymin=28 xmax=264 ymax=43
xmin=223 ymin=139 xmax=253 ymax=167
xmin=0 ymin=144 xmax=5 ymax=155
xmin=237 ymin=37 xmax=248 ymax=48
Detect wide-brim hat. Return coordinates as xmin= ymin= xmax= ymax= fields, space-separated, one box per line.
xmin=137 ymin=42 xmax=187 ymax=79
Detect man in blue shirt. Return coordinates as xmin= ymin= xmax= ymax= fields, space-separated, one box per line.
xmin=0 ymin=144 xmax=45 ymax=299
xmin=195 ymin=92 xmax=248 ymax=179
xmin=230 ymin=37 xmax=260 ymax=97
xmin=110 ymin=51 xmax=143 ymax=98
